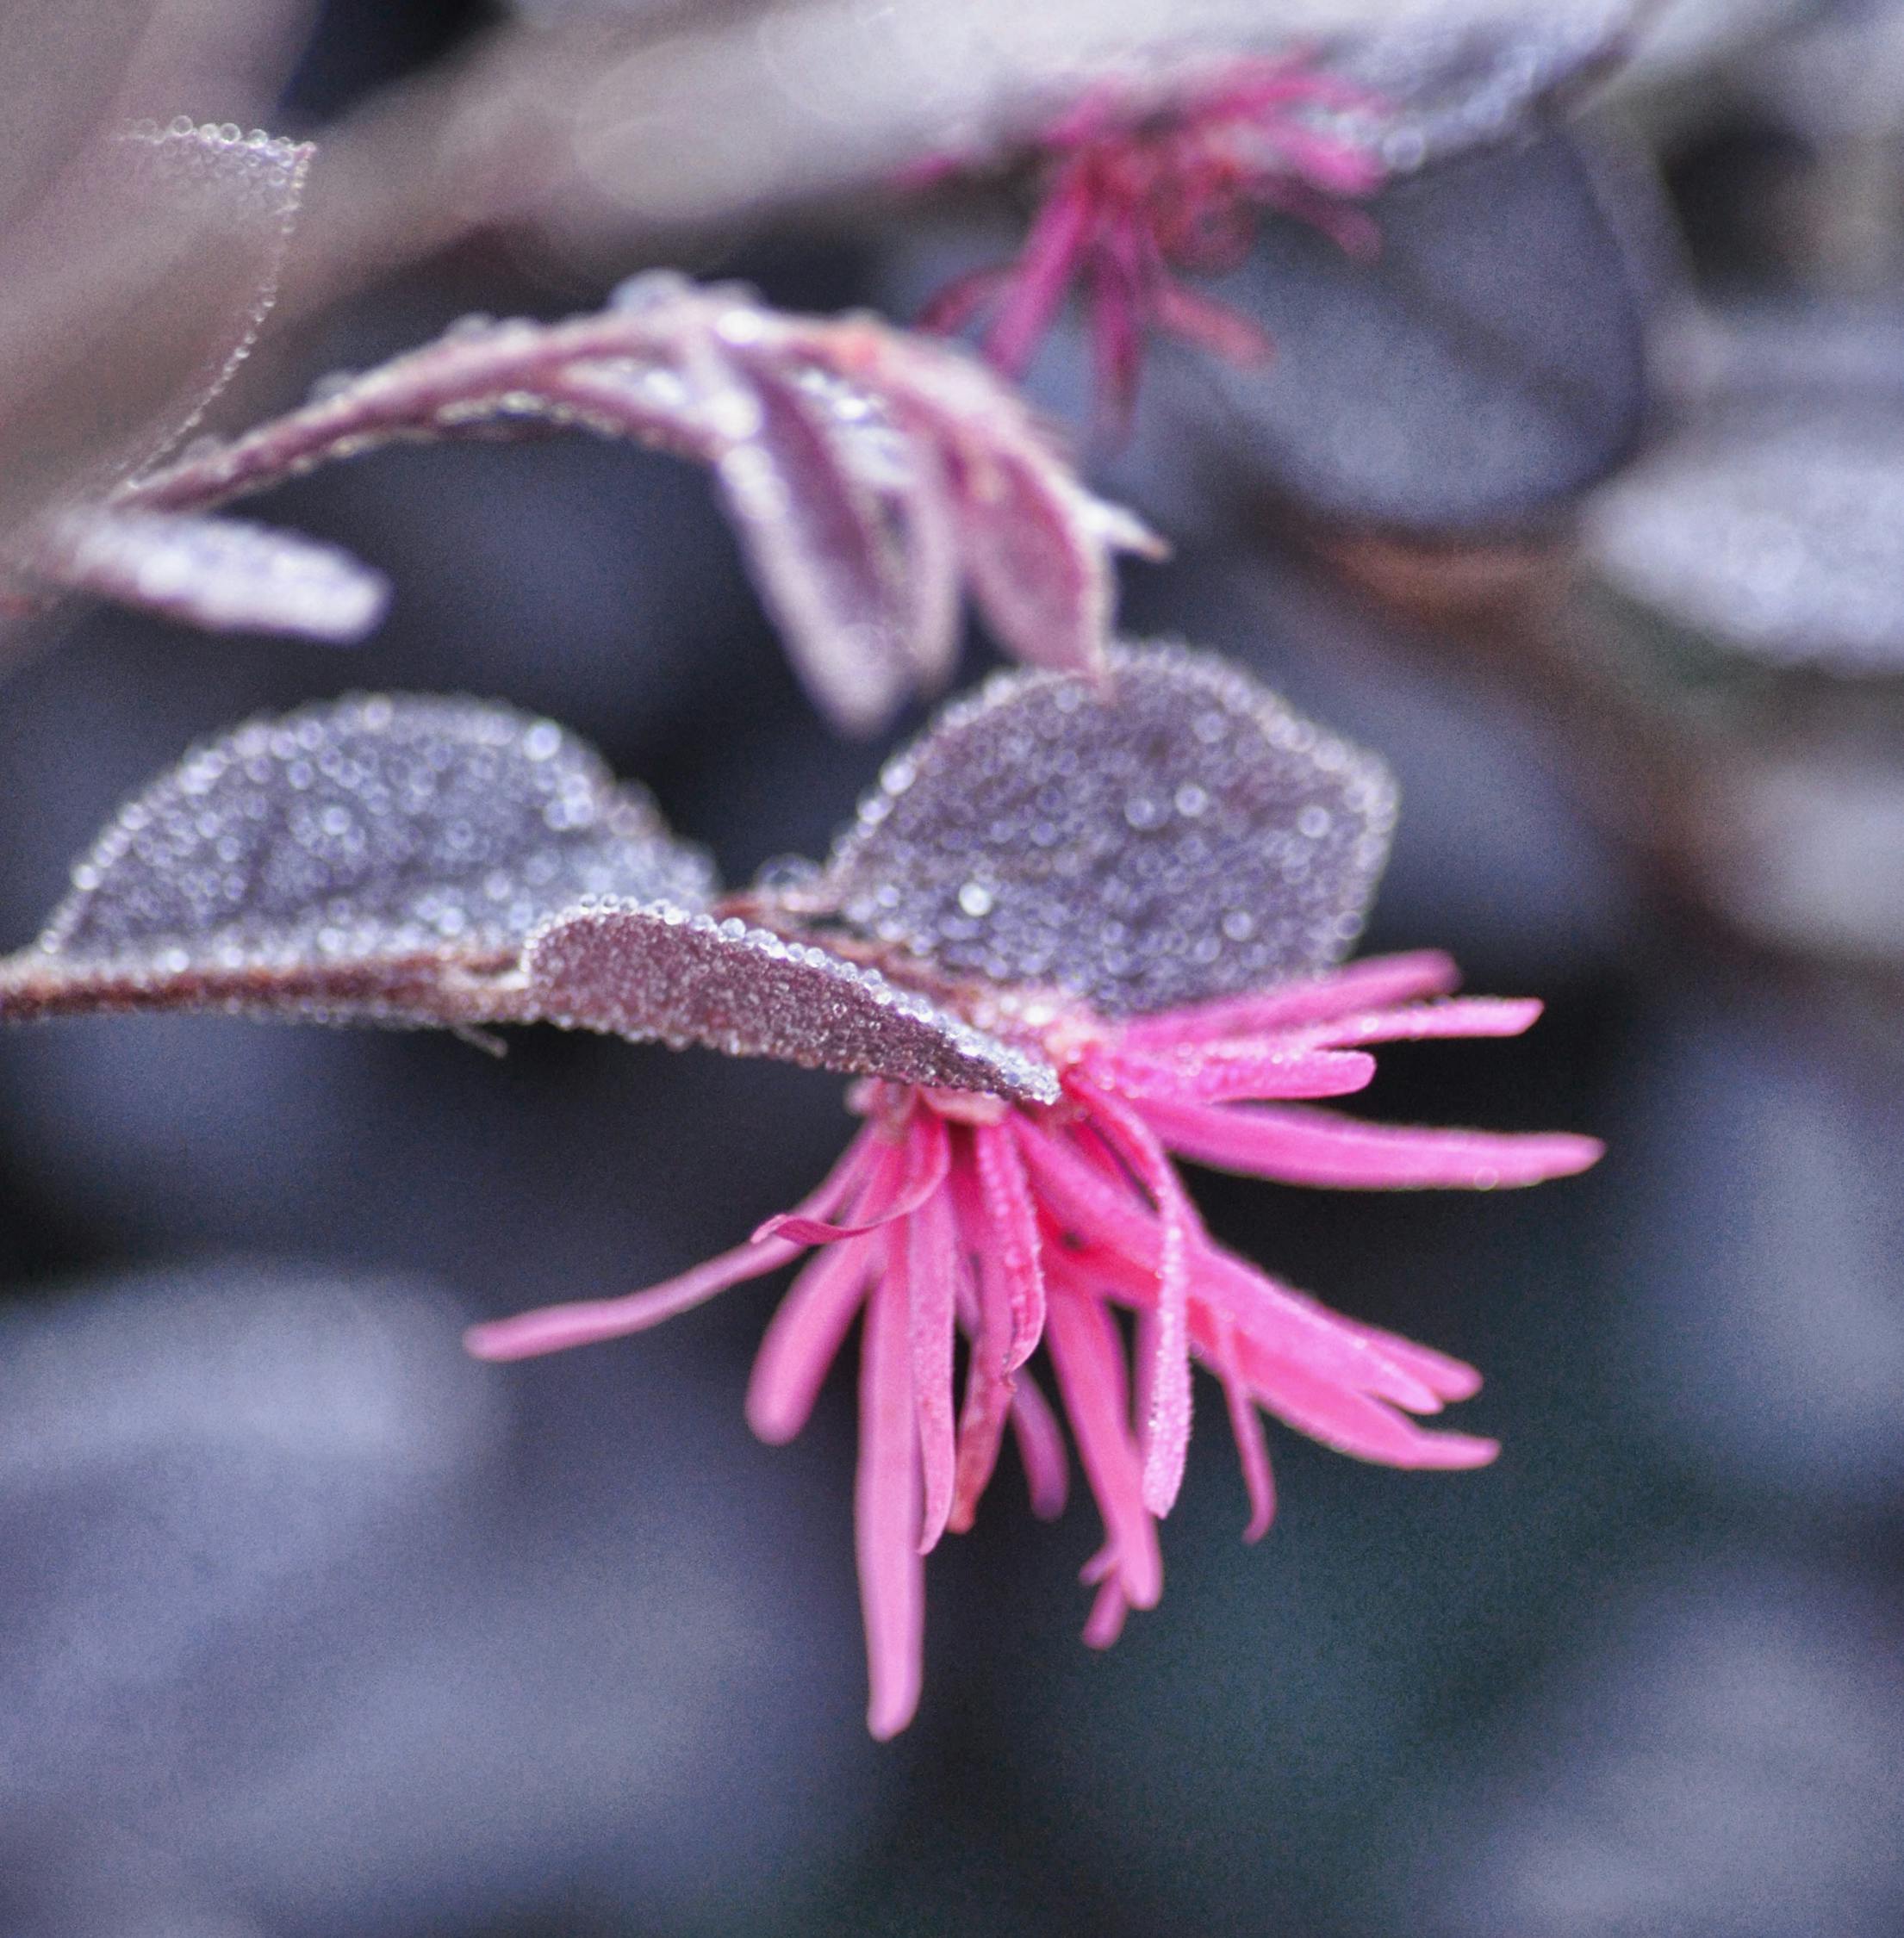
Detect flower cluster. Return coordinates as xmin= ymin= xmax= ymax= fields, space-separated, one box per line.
xmin=470 ymin=951 xmax=1597 ymax=1737
xmin=0 ymin=645 xmax=1602 ymax=1739
xmin=919 ymin=56 xmax=1385 ymax=419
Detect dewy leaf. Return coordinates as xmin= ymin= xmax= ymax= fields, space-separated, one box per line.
xmin=0 ymin=696 xmax=713 ymax=1026
xmin=109 ymin=279 xmax=1156 ymax=728
xmin=0 ymin=120 xmax=313 ymax=547
xmin=521 ymin=900 xmax=1060 ymax=1103
xmin=1161 ymin=124 xmax=1646 ymax=531
xmin=28 ymin=507 xmax=390 ymax=643
xmin=1584 ymin=400 xmax=1904 ymax=677
xmin=801 ymin=641 xmax=1397 ymax=1017
xmin=708 ymin=348 xmax=918 ymax=732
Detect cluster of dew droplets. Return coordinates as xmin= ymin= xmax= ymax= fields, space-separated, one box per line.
xmin=813 ymin=643 xmax=1398 ymax=1018
xmin=39 ymin=698 xmax=713 ymax=978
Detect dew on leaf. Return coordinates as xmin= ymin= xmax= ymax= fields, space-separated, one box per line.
xmin=521 ymin=898 xmax=1059 ymax=1102
xmin=807 ymin=641 xmax=1397 ymax=1016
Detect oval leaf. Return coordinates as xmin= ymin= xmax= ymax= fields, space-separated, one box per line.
xmin=804 ymin=641 xmax=1397 ymax=1016
xmin=31 ymin=506 xmax=389 ymax=643
xmin=0 ymin=121 xmax=313 ymax=544
xmin=0 ymin=696 xmax=712 ymax=1025
xmin=1164 ymin=123 xmax=1646 ymax=531
xmin=521 ymin=899 xmax=1060 ymax=1103
xmin=1584 ymin=401 xmax=1904 ymax=676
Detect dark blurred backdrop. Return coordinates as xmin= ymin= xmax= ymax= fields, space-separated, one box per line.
xmin=3 ymin=3 xmax=1902 ymax=1935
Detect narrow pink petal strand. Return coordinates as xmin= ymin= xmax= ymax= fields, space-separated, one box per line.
xmin=986 ymin=171 xmax=1094 ymax=375
xmin=949 ymin=1350 xmax=1012 ymax=1533
xmin=465 ymin=1123 xmax=877 ymax=1361
xmin=857 ymin=1266 xmax=925 ymax=1741
xmin=1255 ymin=123 xmax=1389 ymax=196
xmin=1239 ymin=1340 xmax=1499 ymax=1471
xmin=1018 ymin=1122 xmax=1441 ymax=1413
xmin=916 ymin=263 xmax=1016 ymax=337
xmin=755 ymin=1112 xmax=947 ymax=1245
xmin=903 ymin=1142 xmax=961 ymax=1554
xmin=1304 ymin=997 xmax=1546 ymax=1050
xmin=744 ymin=1238 xmax=874 ymax=1445
xmin=1082 ymin=1575 xmax=1129 ymax=1649
xmin=1332 ymin=1319 xmax=1484 ymax=1403
xmin=1115 ymin=953 xmax=1462 ymax=1051
xmin=1135 ymin=1096 xmax=1606 ymax=1190
xmin=947 ymin=1141 xmax=1016 ymax=1533
xmin=1095 ymin=1043 xmax=1377 ymax=1105
xmin=465 ymin=1230 xmax=806 ymax=1362
xmin=974 ymin=1119 xmax=1047 ymax=1370
xmin=1067 ymin=1085 xmax=1195 ymax=1518
xmin=1204 ymin=1307 xmax=1276 ymax=1543
xmin=1043 ymin=1284 xmax=1163 ymax=1618
xmin=1009 ymin=1368 xmax=1070 ymax=1520
xmin=1086 ymin=214 xmax=1148 ymax=427
xmin=1151 ymin=280 xmax=1277 ymax=364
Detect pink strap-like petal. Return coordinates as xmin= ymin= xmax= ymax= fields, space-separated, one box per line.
xmin=1152 ymin=280 xmax=1277 ymax=364
xmin=1009 ymin=1368 xmax=1070 ymax=1521
xmin=754 ymin=1110 xmax=949 ymax=1246
xmin=1113 ymin=952 xmax=1461 ymax=1051
xmin=1237 ymin=1338 xmax=1499 ymax=1471
xmin=463 ymin=1233 xmax=802 ymax=1362
xmin=946 ymin=1142 xmax=1015 ymax=1534
xmin=1016 ymin=1119 xmax=1443 ymax=1413
xmin=974 ymin=1118 xmax=1048 ymax=1370
xmin=1135 ymin=1095 xmax=1605 ymax=1190
xmin=1080 ymin=1569 xmax=1131 ymax=1649
xmin=1076 ymin=1083 xmax=1196 ymax=1519
xmin=857 ymin=1265 xmax=925 ymax=1742
xmin=1201 ymin=1306 xmax=1276 ymax=1543
xmin=1330 ymin=1318 xmax=1484 ymax=1404
xmin=986 ymin=167 xmax=1095 ymax=375
xmin=1092 ymin=1042 xmax=1376 ymax=1105
xmin=1301 ymin=997 xmax=1546 ymax=1050
xmin=899 ymin=1121 xmax=960 ymax=1554
xmin=465 ymin=1124 xmax=879 ymax=1361
xmin=1042 ymin=1279 xmax=1162 ymax=1626
xmin=744 ymin=1236 xmax=874 ymax=1445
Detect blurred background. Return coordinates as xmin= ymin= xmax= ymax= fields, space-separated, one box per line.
xmin=3 ymin=2 xmax=1903 ymax=1933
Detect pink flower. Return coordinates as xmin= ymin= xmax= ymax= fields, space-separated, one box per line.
xmin=467 ymin=948 xmax=1599 ymax=1739
xmin=917 ymin=56 xmax=1387 ymax=422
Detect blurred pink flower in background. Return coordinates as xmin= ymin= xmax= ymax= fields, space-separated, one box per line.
xmin=918 ymin=55 xmax=1387 ymax=422
xmin=470 ymin=949 xmax=1600 ymax=1738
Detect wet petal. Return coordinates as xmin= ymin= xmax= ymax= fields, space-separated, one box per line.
xmin=857 ymin=1262 xmax=926 ymax=1741
xmin=1074 ymin=1084 xmax=1195 ymax=1519
xmin=1009 ymin=1369 xmax=1070 ymax=1521
xmin=1113 ymin=949 xmax=1461 ymax=1051
xmin=745 ymin=1238 xmax=876 ymax=1445
xmin=974 ymin=1117 xmax=1047 ymax=1370
xmin=1136 ymin=1096 xmax=1604 ymax=1190
xmin=1043 ymin=1279 xmax=1163 ymax=1625
xmin=1201 ymin=1306 xmax=1276 ymax=1543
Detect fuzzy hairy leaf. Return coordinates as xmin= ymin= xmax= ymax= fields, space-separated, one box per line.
xmin=523 ymin=900 xmax=1060 ymax=1101
xmin=0 ymin=121 xmax=312 ymax=546
xmin=112 ymin=278 xmax=1154 ymax=729
xmin=1167 ymin=124 xmax=1646 ymax=531
xmin=0 ymin=696 xmax=712 ymax=1027
xmin=800 ymin=642 xmax=1398 ymax=1016
xmin=28 ymin=507 xmax=390 ymax=642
